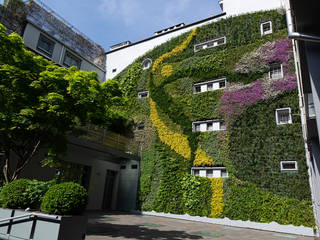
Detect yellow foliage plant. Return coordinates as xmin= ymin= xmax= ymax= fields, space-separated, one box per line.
xmin=152 ymin=28 xmax=197 ymax=73
xmin=209 ymin=178 xmax=224 ymax=218
xmin=193 ymin=148 xmax=214 ymax=166
xmin=161 ymin=64 xmax=173 ymax=78
xmin=149 ymin=98 xmax=191 ymax=159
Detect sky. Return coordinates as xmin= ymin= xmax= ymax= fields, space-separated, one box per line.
xmin=2 ymin=0 xmax=223 ymax=50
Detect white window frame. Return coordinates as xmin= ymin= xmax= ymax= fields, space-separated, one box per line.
xmin=269 ymin=63 xmax=283 ymax=79
xmin=142 ymin=58 xmax=152 ymax=70
xmin=275 ymin=107 xmax=292 ymax=125
xmin=194 ymin=37 xmax=226 ymax=53
xmin=192 ymin=119 xmax=225 ymax=132
xmin=138 ymin=91 xmax=149 ymax=98
xmin=260 ymin=21 xmax=273 ymax=36
xmin=280 ymin=161 xmax=298 ymax=171
xmin=193 ymin=78 xmax=227 ymax=94
xmin=191 ymin=167 xmax=228 ymax=178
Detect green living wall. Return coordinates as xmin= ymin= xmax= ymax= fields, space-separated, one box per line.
xmin=115 ymin=10 xmax=314 ymax=227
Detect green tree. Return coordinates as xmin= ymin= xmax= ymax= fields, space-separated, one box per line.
xmin=0 ymin=24 xmax=125 ymax=182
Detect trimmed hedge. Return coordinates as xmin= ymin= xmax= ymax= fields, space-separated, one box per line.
xmin=0 ymin=179 xmax=31 ymax=209
xmin=41 ymin=182 xmax=88 ymax=215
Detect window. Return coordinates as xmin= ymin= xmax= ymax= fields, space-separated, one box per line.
xmin=112 ymin=68 xmax=117 ymax=73
xmin=63 ymin=51 xmax=81 ymax=69
xmin=131 ymin=164 xmax=138 ymax=169
xmin=193 ymin=120 xmax=226 ymax=132
xmin=120 ymin=165 xmax=126 ymax=170
xmin=136 ymin=123 xmax=145 ymax=131
xmin=276 ymin=108 xmax=292 ymax=125
xmin=280 ymin=161 xmax=298 ymax=171
xmin=193 ymin=169 xmax=200 ymax=176
xmin=193 ymin=78 xmax=226 ymax=94
xmin=269 ymin=63 xmax=283 ymax=79
xmin=261 ymin=21 xmax=273 ymax=36
xmin=191 ymin=167 xmax=228 ymax=178
xmin=142 ymin=58 xmax=152 ymax=70
xmin=138 ymin=91 xmax=149 ymax=98
xmin=195 ymin=86 xmax=201 ymax=93
xmin=206 ymin=170 xmax=213 ymax=177
xmin=37 ymin=34 xmax=55 ymax=57
xmin=307 ymin=93 xmax=316 ymax=118
xmin=194 ymin=37 xmax=226 ymax=52
xmin=207 ymin=122 xmax=213 ymax=131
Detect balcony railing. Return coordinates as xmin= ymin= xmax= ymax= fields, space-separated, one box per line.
xmin=75 ymin=125 xmax=138 ymax=155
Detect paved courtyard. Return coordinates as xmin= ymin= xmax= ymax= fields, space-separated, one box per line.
xmin=85 ymin=211 xmax=314 ymax=240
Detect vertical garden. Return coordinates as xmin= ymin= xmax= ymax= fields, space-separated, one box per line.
xmin=115 ymin=10 xmax=314 ymax=227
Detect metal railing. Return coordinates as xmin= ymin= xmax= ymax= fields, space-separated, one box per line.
xmin=0 ymin=213 xmax=60 ymax=240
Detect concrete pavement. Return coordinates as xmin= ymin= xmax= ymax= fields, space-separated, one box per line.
xmin=85 ymin=211 xmax=314 ymax=240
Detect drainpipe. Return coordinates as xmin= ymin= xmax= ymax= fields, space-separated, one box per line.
xmin=286 ymin=8 xmax=320 ymax=43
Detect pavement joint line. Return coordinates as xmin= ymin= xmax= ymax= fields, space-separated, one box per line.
xmin=192 ymin=231 xmax=224 ymax=238
xmin=272 ymin=233 xmax=297 ymax=239
xmin=223 ymin=226 xmax=243 ymax=231
xmin=141 ymin=223 xmax=165 ymax=227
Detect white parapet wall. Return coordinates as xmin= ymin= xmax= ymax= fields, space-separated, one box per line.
xmin=105 ymin=13 xmax=225 ymax=80
xmin=222 ymin=0 xmax=285 ymax=17
xmin=141 ymin=211 xmax=315 ymax=237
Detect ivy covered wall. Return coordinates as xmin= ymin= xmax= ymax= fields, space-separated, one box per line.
xmin=115 ymin=10 xmax=314 ymax=227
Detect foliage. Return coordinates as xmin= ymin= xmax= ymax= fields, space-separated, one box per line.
xmin=0 ymin=179 xmax=31 ymax=209
xmin=119 ymin=62 xmax=142 ymax=97
xmin=41 ymin=182 xmax=88 ymax=215
xmin=0 ymin=24 xmax=125 ymax=182
xmin=182 ymin=175 xmax=212 ymax=216
xmin=115 ymin=10 xmax=313 ymax=227
xmin=229 ymin=91 xmax=310 ymax=200
xmin=152 ymin=28 xmax=197 ymax=73
xmin=197 ymin=131 xmax=230 ymax=167
xmin=153 ymin=143 xmax=190 ymax=214
xmin=161 ymin=64 xmax=173 ymax=78
xmin=149 ymin=98 xmax=191 ymax=159
xmin=209 ymin=178 xmax=224 ymax=218
xmin=24 ymin=179 xmax=56 ymax=208
xmin=193 ymin=148 xmax=214 ymax=166
xmin=223 ymin=177 xmax=315 ymax=227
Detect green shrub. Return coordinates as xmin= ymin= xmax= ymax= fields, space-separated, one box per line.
xmin=25 ymin=180 xmax=56 ymax=208
xmin=41 ymin=182 xmax=88 ymax=215
xmin=0 ymin=179 xmax=31 ymax=209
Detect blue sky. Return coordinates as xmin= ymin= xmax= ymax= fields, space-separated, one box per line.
xmin=3 ymin=0 xmax=222 ymax=50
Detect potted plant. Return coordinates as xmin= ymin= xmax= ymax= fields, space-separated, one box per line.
xmin=0 ymin=179 xmax=88 ymax=240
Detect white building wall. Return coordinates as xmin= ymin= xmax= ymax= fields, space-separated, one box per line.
xmin=222 ymin=0 xmax=284 ymax=17
xmin=106 ymin=16 xmax=225 ymax=80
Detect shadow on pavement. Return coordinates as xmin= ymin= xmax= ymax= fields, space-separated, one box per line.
xmin=86 ymin=222 xmax=203 ymax=240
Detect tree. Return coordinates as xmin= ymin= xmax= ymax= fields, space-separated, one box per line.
xmin=0 ymin=24 xmax=125 ymax=182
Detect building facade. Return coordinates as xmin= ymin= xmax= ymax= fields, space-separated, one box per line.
xmin=112 ymin=2 xmax=317 ymax=236
xmin=1 ymin=0 xmax=106 ymax=82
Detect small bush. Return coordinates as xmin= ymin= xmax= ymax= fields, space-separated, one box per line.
xmin=25 ymin=180 xmax=56 ymax=208
xmin=0 ymin=179 xmax=31 ymax=209
xmin=41 ymin=182 xmax=88 ymax=215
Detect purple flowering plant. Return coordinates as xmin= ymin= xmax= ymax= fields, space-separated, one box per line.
xmin=220 ymin=38 xmax=297 ymax=122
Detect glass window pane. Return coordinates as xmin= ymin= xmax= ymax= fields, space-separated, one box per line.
xmin=37 ymin=34 xmax=55 ymax=57
xmin=206 ymin=170 xmax=213 ymax=177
